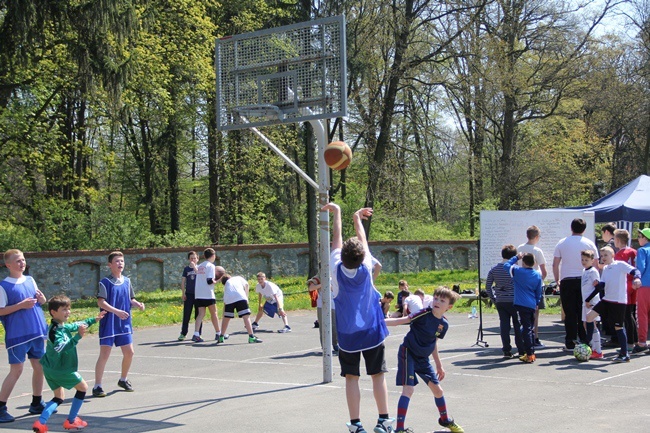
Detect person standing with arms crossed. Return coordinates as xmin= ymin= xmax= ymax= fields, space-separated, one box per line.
xmin=553 ymin=218 xmax=599 ymax=351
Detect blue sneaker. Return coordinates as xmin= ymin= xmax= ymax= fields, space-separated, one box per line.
xmin=0 ymin=405 xmax=14 ymax=423
xmin=28 ymin=401 xmax=46 ymax=414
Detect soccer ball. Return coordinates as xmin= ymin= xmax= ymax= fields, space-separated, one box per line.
xmin=573 ymin=344 xmax=592 ymax=362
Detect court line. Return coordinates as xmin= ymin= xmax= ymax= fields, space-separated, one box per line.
xmin=590 ymin=365 xmax=650 ymax=384
xmin=453 ymin=371 xmax=649 ymax=390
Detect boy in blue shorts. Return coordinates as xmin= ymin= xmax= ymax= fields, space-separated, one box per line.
xmin=385 ymin=286 xmax=464 ymax=433
xmin=322 ymin=203 xmax=394 ymax=433
xmin=92 ymin=251 xmax=145 ymax=397
xmin=0 ymin=249 xmax=49 ymax=422
xmin=33 ymin=295 xmax=105 ymax=432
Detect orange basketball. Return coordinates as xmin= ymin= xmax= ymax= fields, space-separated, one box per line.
xmin=324 ymin=141 xmax=352 ymax=171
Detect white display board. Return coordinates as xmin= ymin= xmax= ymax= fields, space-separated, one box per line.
xmin=479 ymin=210 xmax=596 ymax=280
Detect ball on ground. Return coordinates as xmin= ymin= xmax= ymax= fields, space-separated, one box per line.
xmin=324 ymin=141 xmax=352 ymax=171
xmin=573 ymin=343 xmax=592 ymax=362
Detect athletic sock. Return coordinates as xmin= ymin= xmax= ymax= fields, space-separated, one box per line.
xmin=31 ymin=395 xmax=42 ymax=406
xmin=350 ymin=418 xmax=361 ymax=425
xmin=67 ymin=391 xmax=85 ymax=422
xmin=435 ymin=395 xmax=448 ymax=422
xmin=585 ymin=321 xmax=595 ymax=345
xmin=40 ymin=398 xmax=63 ymax=424
xmin=249 ymin=334 xmax=255 ymax=338
xmin=93 ymin=384 xmax=102 ymax=389
xmin=591 ymin=326 xmax=602 ymax=353
xmin=193 ymin=331 xmax=200 ymax=337
xmin=617 ymin=328 xmax=628 ymax=355
xmin=396 ymin=395 xmax=410 ymax=430
xmin=120 ymin=377 xmax=127 ymax=381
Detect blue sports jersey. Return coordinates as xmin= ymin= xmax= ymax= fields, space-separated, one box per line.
xmin=334 ymin=262 xmax=388 ymax=352
xmin=98 ymin=276 xmax=133 ymax=340
xmin=403 ymin=308 xmax=448 ymax=358
xmin=0 ymin=277 xmax=47 ymax=349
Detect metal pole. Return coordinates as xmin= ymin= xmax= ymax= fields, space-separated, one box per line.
xmin=309 ymin=118 xmax=332 ymax=383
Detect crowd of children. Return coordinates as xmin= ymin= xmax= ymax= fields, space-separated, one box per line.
xmin=5 ymin=215 xmax=650 ymax=433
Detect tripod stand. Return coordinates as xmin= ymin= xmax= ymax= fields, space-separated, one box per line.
xmin=472 ymin=240 xmax=489 ymax=348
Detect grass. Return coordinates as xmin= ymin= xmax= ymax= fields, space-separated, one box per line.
xmin=0 ymin=269 xmax=562 ymax=341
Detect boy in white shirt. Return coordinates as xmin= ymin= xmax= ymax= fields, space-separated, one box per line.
xmin=252 ymin=272 xmax=290 ymax=333
xmin=218 ymin=273 xmax=262 ymax=344
xmin=584 ymin=246 xmax=641 ymax=362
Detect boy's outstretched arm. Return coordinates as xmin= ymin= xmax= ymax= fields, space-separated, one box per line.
xmin=385 ymin=316 xmax=411 ymax=326
xmin=353 ymin=208 xmax=373 ymax=251
xmin=322 ymin=202 xmax=342 ymax=250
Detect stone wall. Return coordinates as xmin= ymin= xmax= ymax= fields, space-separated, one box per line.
xmin=0 ymin=240 xmax=478 ymax=299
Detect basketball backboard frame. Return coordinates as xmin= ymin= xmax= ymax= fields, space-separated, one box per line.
xmin=215 ymin=15 xmax=347 ymax=131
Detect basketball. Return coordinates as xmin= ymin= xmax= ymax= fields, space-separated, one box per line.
xmin=324 ymin=141 xmax=352 ymax=171
xmin=573 ymin=343 xmax=592 ymax=362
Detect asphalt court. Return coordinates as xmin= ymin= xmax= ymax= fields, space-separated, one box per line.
xmin=1 ymin=311 xmax=649 ymax=433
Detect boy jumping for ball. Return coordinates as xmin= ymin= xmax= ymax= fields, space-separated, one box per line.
xmin=322 ymin=202 xmax=394 ymax=433
xmin=385 ymin=286 xmax=464 ymax=433
xmin=33 ymin=295 xmax=105 ymax=432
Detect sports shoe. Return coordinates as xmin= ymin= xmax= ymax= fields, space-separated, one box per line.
xmin=590 ymin=351 xmax=604 ymax=359
xmin=347 ymin=422 xmax=366 ymax=433
xmin=248 ymin=336 xmax=263 ymax=343
xmin=503 ymin=351 xmax=514 ymax=359
xmin=277 ymin=326 xmax=292 ymax=333
xmin=177 ymin=334 xmax=185 ymax=341
xmin=92 ymin=386 xmax=106 ymax=397
xmin=0 ymin=405 xmax=14 ymax=423
xmin=191 ymin=335 xmax=204 ymax=343
xmin=218 ymin=335 xmax=224 ymax=344
xmin=519 ymin=354 xmax=536 ymax=363
xmin=29 ymin=401 xmax=46 ymax=414
xmin=562 ymin=345 xmax=574 ymax=352
xmin=603 ymin=339 xmax=619 ymax=348
xmin=395 ymin=429 xmax=414 ymax=433
xmin=117 ymin=379 xmax=134 ymax=392
xmin=223 ymin=334 xmax=230 ymax=340
xmin=439 ymin=417 xmax=464 ymax=433
xmin=314 ymin=320 xmax=319 ymax=328
xmin=613 ymin=354 xmax=631 ymax=363
xmin=32 ymin=419 xmax=49 ymax=432
xmin=533 ymin=338 xmax=545 ymax=349
xmin=631 ymin=345 xmax=649 ymax=356
xmin=63 ymin=416 xmax=88 ymax=430
xmin=373 ymin=416 xmax=395 ymax=433
xmin=251 ymin=322 xmax=259 ymax=330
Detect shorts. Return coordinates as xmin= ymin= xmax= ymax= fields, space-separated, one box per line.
xmin=593 ymin=300 xmax=626 ymax=327
xmin=263 ymin=301 xmax=278 ymax=318
xmin=7 ymin=338 xmax=45 ymax=365
xmin=44 ymin=370 xmax=83 ymax=390
xmin=99 ymin=333 xmax=133 ymax=347
xmin=396 ymin=344 xmax=438 ymax=387
xmin=223 ymin=300 xmax=251 ymax=318
xmin=338 ymin=343 xmax=387 ymax=377
xmin=195 ymin=298 xmax=216 ymax=308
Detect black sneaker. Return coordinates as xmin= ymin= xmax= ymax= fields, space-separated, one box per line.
xmin=503 ymin=351 xmax=514 ymax=359
xmin=631 ymin=345 xmax=649 ymax=356
xmin=117 ymin=379 xmax=134 ymax=392
xmin=613 ymin=354 xmax=631 ymax=363
xmin=28 ymin=402 xmax=45 ymax=414
xmin=92 ymin=386 xmax=106 ymax=397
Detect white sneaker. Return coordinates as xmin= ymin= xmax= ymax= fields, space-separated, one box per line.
xmin=374 ymin=417 xmax=395 ymax=433
xmin=277 ymin=326 xmax=292 ymax=333
xmin=251 ymin=322 xmax=259 ymax=330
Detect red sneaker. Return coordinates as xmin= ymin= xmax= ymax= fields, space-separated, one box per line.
xmin=63 ymin=417 xmax=88 ymax=431
xmin=590 ymin=351 xmax=604 ymax=359
xmin=32 ymin=420 xmax=49 ymax=433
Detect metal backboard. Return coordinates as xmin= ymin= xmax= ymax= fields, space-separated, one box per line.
xmin=216 ymin=15 xmax=347 ymax=131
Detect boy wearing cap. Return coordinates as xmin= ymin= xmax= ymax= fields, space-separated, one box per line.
xmin=634 ymin=228 xmax=650 ymax=353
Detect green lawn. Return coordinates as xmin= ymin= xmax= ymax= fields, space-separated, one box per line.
xmin=0 ymin=269 xmax=561 ymax=340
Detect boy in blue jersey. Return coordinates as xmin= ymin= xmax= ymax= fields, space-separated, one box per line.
xmin=92 ymin=252 xmax=145 ymax=397
xmin=33 ymin=295 xmax=106 ymax=433
xmin=322 ymin=203 xmax=394 ymax=433
xmin=385 ymin=286 xmax=464 ymax=433
xmin=0 ymin=249 xmax=48 ymax=422
xmin=504 ymin=252 xmax=543 ymax=363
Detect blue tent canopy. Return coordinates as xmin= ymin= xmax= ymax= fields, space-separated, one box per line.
xmin=574 ymin=175 xmax=650 ymax=223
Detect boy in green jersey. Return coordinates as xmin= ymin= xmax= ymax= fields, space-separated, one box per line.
xmin=33 ymin=295 xmax=105 ymax=432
